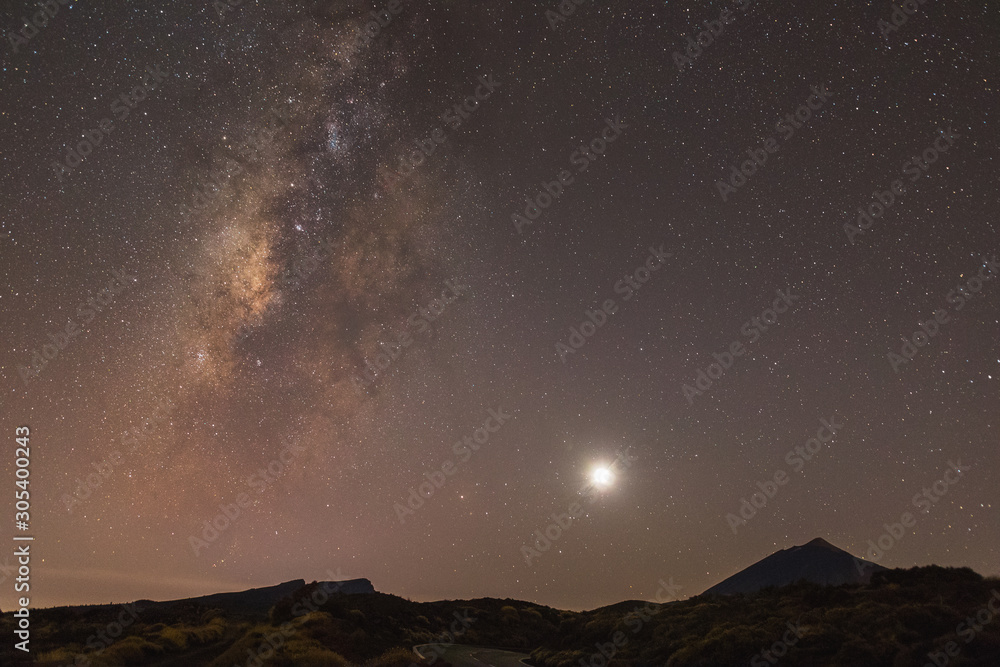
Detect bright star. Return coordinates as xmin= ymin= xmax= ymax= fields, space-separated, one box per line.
xmin=592 ymin=466 xmax=615 ymax=488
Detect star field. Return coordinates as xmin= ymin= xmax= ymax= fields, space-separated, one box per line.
xmin=0 ymin=0 xmax=997 ymax=611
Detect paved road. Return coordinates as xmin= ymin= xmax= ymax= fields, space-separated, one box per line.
xmin=414 ymin=644 xmax=530 ymax=667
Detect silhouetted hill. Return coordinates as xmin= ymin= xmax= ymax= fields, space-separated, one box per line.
xmin=4 ymin=568 xmax=999 ymax=666
xmin=703 ymin=537 xmax=887 ymax=596
xmin=587 ymin=599 xmax=665 ymax=615
xmin=531 ymin=565 xmax=1000 ymax=667
xmin=135 ymin=577 xmax=375 ymax=617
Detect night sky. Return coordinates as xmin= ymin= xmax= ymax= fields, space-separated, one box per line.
xmin=1 ymin=0 xmax=997 ymax=612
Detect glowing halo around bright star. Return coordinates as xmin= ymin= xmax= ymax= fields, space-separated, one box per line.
xmin=591 ymin=466 xmax=615 ymax=488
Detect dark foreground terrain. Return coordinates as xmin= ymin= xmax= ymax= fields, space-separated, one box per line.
xmin=2 ymin=566 xmax=999 ymax=666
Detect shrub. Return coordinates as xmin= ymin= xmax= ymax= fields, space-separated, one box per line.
xmin=281 ymin=637 xmax=351 ymax=666
xmin=193 ymin=616 xmax=226 ymax=643
xmin=520 ymin=608 xmax=545 ymax=632
xmin=34 ymin=647 xmax=78 ymax=664
xmin=96 ymin=635 xmax=165 ymax=665
xmin=365 ymin=646 xmax=422 ymax=667
xmin=155 ymin=625 xmax=189 ymax=650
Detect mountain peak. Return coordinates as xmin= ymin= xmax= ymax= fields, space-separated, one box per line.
xmin=803 ymin=537 xmax=839 ymax=550
xmin=703 ymin=538 xmax=886 ymax=596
